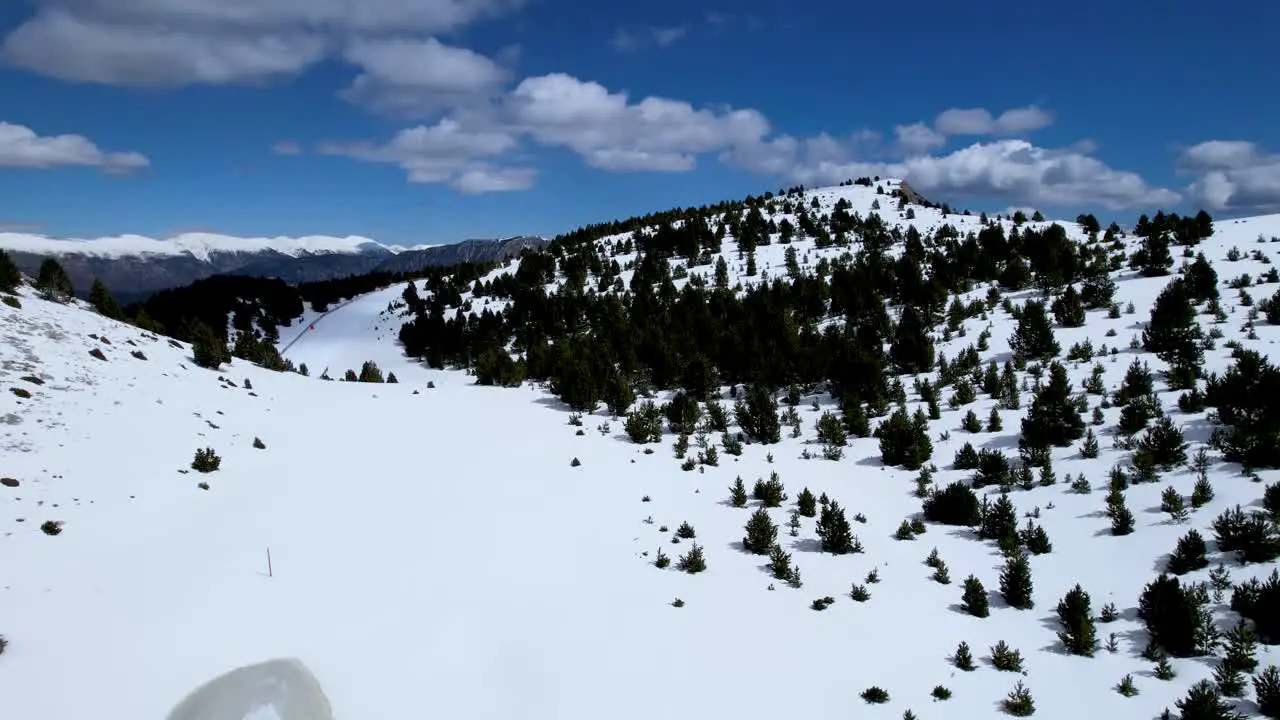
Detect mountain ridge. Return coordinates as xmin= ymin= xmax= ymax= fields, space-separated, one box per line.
xmin=0 ymin=231 xmax=547 ymax=302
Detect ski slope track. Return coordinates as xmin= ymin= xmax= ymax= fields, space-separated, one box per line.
xmin=3 ymin=180 xmax=1280 ymax=719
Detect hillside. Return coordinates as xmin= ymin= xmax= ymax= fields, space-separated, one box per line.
xmin=3 ymin=179 xmax=1280 ymax=720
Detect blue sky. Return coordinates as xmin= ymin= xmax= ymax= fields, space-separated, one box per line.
xmin=1 ymin=0 xmax=1278 ymax=245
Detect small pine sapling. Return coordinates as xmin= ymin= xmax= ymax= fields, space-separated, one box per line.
xmin=191 ymin=447 xmax=222 ymax=473
xmin=1161 ymin=486 xmax=1189 ymax=523
xmin=1191 ymin=474 xmax=1215 ymax=508
xmin=1116 ymin=674 xmax=1138 ymax=697
xmin=953 ymin=641 xmax=976 ymax=671
xmin=961 ymin=575 xmax=990 ymax=617
xmin=729 ymin=476 xmax=748 ymax=507
xmin=860 ymin=687 xmax=889 ymax=704
xmin=991 ymin=640 xmax=1025 ymax=672
xmin=1002 ymin=681 xmax=1035 ymax=716
xmin=1099 ymin=602 xmax=1118 ymax=622
xmin=676 ymin=543 xmax=706 ymax=574
xmin=933 ymin=560 xmax=951 ymax=584
xmin=894 ymin=519 xmax=916 ymax=540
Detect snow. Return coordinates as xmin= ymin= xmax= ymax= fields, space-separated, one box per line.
xmin=3 ymin=182 xmax=1280 ymax=719
xmin=0 ymin=231 xmax=412 ymax=261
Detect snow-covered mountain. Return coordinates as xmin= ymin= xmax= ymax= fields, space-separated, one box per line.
xmin=3 ymin=179 xmax=1280 ymax=720
xmin=0 ymin=230 xmax=546 ymax=302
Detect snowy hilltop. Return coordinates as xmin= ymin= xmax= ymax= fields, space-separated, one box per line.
xmin=2 ymin=178 xmax=1279 ymax=720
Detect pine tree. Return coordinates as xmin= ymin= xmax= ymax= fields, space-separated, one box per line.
xmin=1253 ymin=665 xmax=1280 ymax=718
xmin=999 ymin=551 xmax=1034 ymax=609
xmin=1134 ymin=232 xmax=1174 ymax=277
xmin=189 ymin=319 xmax=231 ymax=369
xmin=1009 ymin=299 xmax=1060 ymax=362
xmin=1167 ymin=529 xmax=1209 ymax=575
xmin=953 ymin=641 xmax=976 ymax=670
xmin=890 ymin=305 xmax=936 ymax=374
xmin=88 ymin=278 xmax=123 ymax=319
xmin=1143 ymin=278 xmax=1204 ymax=386
xmin=0 ymin=249 xmax=23 ymax=293
xmin=676 ymin=543 xmax=706 ymax=573
xmin=816 ymin=500 xmax=855 ymax=554
xmin=1020 ymin=362 xmax=1085 ymax=451
xmin=1056 ymin=584 xmax=1098 ymax=656
xmin=35 ymin=258 xmax=74 ymax=302
xmin=1002 ymin=681 xmax=1035 ymax=717
xmin=1222 ymin=620 xmax=1258 ymax=675
xmin=1139 ymin=415 xmax=1189 ymax=470
xmin=729 ymin=476 xmax=748 ymax=508
xmin=961 ymin=574 xmax=990 ymax=617
xmin=767 ymin=544 xmax=793 ymax=580
xmin=1161 ymin=485 xmax=1190 ymax=523
xmin=796 ymin=487 xmax=817 ymax=516
xmin=1081 ymin=428 xmax=1100 ymax=458
xmin=1182 ymin=677 xmax=1245 ymax=716
xmin=1184 ymin=252 xmax=1220 ymax=302
xmin=1110 ymin=498 xmax=1135 ymax=535
xmin=743 ymin=507 xmax=778 ymax=554
xmin=1051 ymin=285 xmax=1087 ymax=327
xmin=815 ymin=411 xmax=847 ymax=459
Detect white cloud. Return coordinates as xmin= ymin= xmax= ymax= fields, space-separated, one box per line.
xmin=934 ymin=105 xmax=1053 ymax=136
xmin=317 ymin=118 xmax=529 ymax=193
xmin=727 ymin=136 xmax=1177 ymax=210
xmin=505 ymin=73 xmax=770 ymax=172
xmin=271 ymin=140 xmax=302 ymax=155
xmin=452 ymin=165 xmax=535 ymax=193
xmin=339 ymin=37 xmax=511 ymax=117
xmin=610 ymin=25 xmax=688 ymax=53
xmin=0 ymin=121 xmax=149 ymax=173
xmin=894 ymin=122 xmax=945 ymax=155
xmin=1 ymin=0 xmax=520 ymax=86
xmin=1179 ymin=140 xmax=1280 ymax=213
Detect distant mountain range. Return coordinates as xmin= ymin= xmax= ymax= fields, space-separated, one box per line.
xmin=0 ymin=231 xmax=546 ymax=302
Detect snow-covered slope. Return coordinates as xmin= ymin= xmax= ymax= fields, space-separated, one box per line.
xmin=3 ymin=183 xmax=1280 ymax=719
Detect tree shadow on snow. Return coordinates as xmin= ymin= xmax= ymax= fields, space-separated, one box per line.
xmin=1036 ymin=614 xmax=1070 ymax=656
xmin=1149 ymin=554 xmax=1172 ymax=574
xmin=980 ymin=434 xmax=1021 ymax=451
xmin=789 ymin=537 xmax=825 ymax=553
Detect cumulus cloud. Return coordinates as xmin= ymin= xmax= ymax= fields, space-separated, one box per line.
xmin=934 ymin=105 xmax=1053 ymax=136
xmin=0 ymin=121 xmax=149 ymax=173
xmin=894 ymin=122 xmax=945 ymax=156
xmin=340 ymin=37 xmax=511 ymax=117
xmin=1179 ymin=140 xmax=1280 ymax=213
xmin=727 ymin=136 xmax=1177 ymax=210
xmin=317 ymin=118 xmax=531 ymax=192
xmin=610 ymin=26 xmax=688 ymax=53
xmin=1 ymin=0 xmax=520 ymax=86
xmin=504 ymin=73 xmax=771 ymax=172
